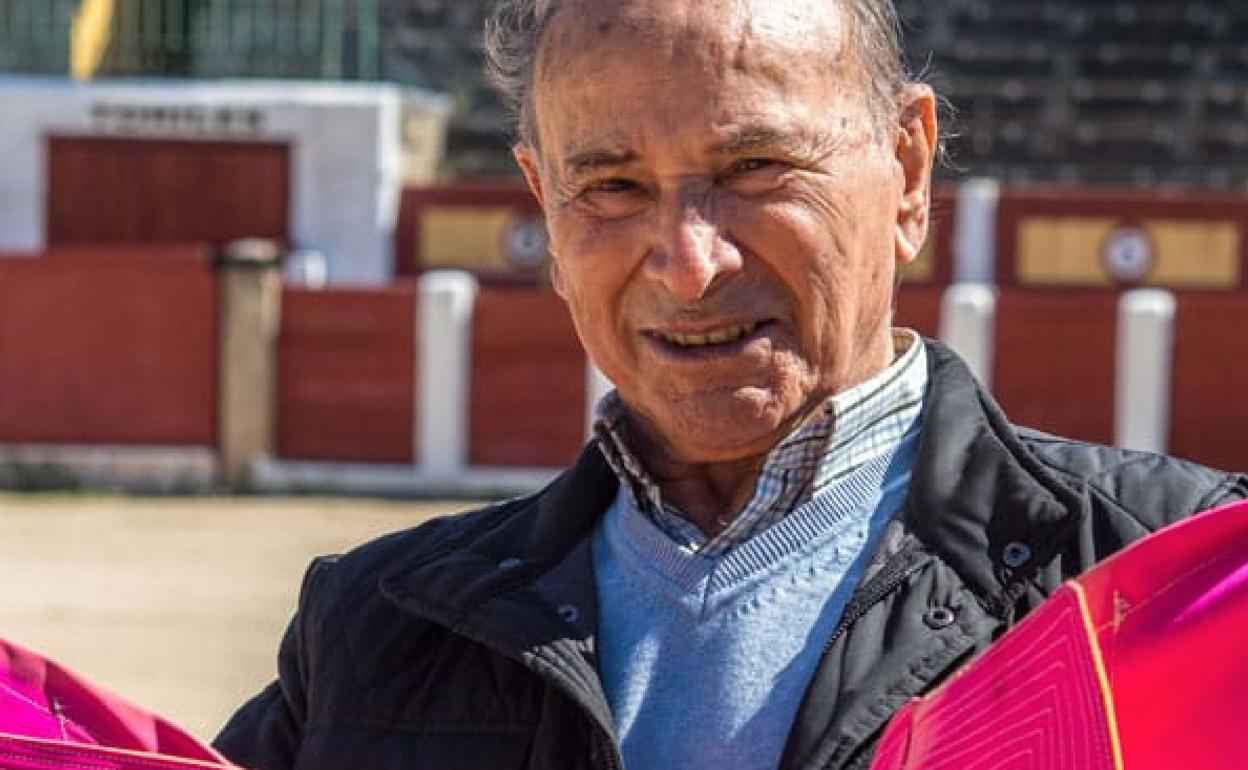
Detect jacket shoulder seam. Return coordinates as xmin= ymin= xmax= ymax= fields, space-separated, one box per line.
xmin=1022 ymin=442 xmax=1162 ymax=532
xmin=1194 ymin=473 xmax=1248 ymax=511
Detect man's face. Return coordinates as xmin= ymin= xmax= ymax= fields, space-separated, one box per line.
xmin=517 ymin=0 xmax=935 ymax=465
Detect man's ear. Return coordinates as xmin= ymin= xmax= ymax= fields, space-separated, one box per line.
xmin=513 ymin=143 xmax=568 ymax=297
xmin=546 ymin=256 xmax=568 ymax=299
xmin=513 ymin=142 xmax=547 ymax=210
xmin=894 ymin=84 xmax=937 ymax=266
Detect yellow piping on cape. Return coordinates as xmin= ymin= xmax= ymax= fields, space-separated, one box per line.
xmin=1073 ymin=581 xmax=1127 ymax=770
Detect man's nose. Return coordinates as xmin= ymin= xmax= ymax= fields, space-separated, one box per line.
xmin=643 ymin=194 xmax=742 ymax=302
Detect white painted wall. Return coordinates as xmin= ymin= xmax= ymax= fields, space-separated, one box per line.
xmin=0 ymin=75 xmax=448 ymax=285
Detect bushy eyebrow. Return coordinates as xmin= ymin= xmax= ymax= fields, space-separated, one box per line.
xmin=559 ymin=125 xmax=838 ymax=180
xmin=710 ymin=126 xmax=837 ymax=158
xmin=563 ymin=148 xmax=638 ymax=179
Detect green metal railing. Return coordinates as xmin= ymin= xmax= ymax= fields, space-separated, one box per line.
xmin=0 ymin=0 xmax=380 ymax=80
xmin=0 ymin=0 xmax=78 ymax=74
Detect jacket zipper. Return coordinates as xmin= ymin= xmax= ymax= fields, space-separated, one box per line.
xmin=593 ymin=727 xmax=623 ymax=770
xmin=823 ymin=547 xmax=926 ymax=653
xmin=789 ymin=550 xmax=928 ymax=770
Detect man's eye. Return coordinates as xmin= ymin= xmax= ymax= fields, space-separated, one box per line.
xmin=586 ymin=178 xmax=639 ymax=194
xmin=576 ymin=177 xmax=648 ymax=219
xmin=728 ymin=158 xmax=778 ymax=175
xmin=722 ymin=158 xmax=788 ymax=195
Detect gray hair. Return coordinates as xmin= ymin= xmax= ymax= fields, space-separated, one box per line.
xmin=483 ymin=0 xmax=914 ymax=148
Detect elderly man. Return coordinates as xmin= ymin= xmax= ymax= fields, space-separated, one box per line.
xmin=216 ymin=1 xmax=1246 ymax=769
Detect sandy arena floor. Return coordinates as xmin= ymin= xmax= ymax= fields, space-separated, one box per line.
xmin=0 ymin=493 xmax=479 ymax=741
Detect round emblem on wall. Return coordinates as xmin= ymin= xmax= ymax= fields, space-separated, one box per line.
xmin=1101 ymin=225 xmax=1154 ymax=283
xmin=503 ymin=217 xmax=550 ymax=269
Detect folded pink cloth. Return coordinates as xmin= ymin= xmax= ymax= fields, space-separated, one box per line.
xmin=0 ymin=637 xmax=235 ymax=769
xmin=871 ymin=498 xmax=1248 ymax=770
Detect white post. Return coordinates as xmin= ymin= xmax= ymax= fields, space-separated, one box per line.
xmin=417 ymin=271 xmax=479 ymax=475
xmin=585 ymin=361 xmax=614 ymax=442
xmin=953 ymin=178 xmax=1000 ymax=284
xmin=1115 ymin=289 xmax=1176 ymax=454
xmin=939 ymin=283 xmax=997 ymax=389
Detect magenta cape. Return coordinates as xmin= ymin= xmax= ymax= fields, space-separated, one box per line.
xmin=0 ymin=637 xmax=234 ymax=769
xmin=871 ymin=498 xmax=1248 ymax=770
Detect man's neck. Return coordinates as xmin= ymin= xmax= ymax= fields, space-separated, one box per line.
xmin=642 ymin=451 xmax=769 ymax=538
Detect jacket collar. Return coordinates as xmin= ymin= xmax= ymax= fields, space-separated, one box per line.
xmin=379 ymin=443 xmax=622 ymax=738
xmin=379 ymin=442 xmax=617 ymax=632
xmin=902 ymin=340 xmax=1089 ymax=612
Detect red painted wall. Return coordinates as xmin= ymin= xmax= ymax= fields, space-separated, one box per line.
xmin=46 ymin=136 xmax=290 ymax=247
xmin=1171 ymin=293 xmax=1248 ymax=473
xmin=992 ymin=290 xmax=1118 ymax=445
xmin=5 ymin=183 xmax=1239 ymax=478
xmin=895 ymin=286 xmax=943 ymax=339
xmin=470 ymin=286 xmax=587 ymax=467
xmin=0 ymin=249 xmax=217 ymax=445
xmin=277 ymin=286 xmax=417 ymax=463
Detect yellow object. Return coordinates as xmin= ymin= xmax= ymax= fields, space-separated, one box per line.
xmin=1017 ymin=216 xmax=1240 ymax=289
xmin=1072 ymin=581 xmax=1127 ymax=770
xmin=1018 ymin=217 xmax=1119 ymax=286
xmin=71 ymin=0 xmax=118 ymax=80
xmin=421 ymin=207 xmax=515 ymax=270
xmin=1146 ymin=220 xmax=1240 ymax=288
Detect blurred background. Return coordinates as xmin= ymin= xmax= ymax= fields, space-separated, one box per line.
xmin=0 ymin=0 xmax=1245 ymax=740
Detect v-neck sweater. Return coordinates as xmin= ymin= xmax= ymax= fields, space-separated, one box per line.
xmin=591 ymin=426 xmax=920 ymax=770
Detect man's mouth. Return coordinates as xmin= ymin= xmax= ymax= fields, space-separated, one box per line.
xmin=651 ymin=321 xmax=767 ymax=349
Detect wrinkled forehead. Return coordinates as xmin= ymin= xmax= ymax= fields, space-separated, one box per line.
xmin=535 ymin=0 xmax=847 ymax=88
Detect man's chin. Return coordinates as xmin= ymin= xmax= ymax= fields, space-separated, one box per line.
xmin=647 ymin=390 xmax=802 ymax=465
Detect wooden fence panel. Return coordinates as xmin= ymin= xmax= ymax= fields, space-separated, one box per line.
xmin=1170 ymin=293 xmax=1248 ymax=473
xmin=46 ymin=136 xmax=290 ymax=247
xmin=992 ymin=290 xmax=1118 ymax=445
xmin=470 ymin=286 xmax=586 ymax=468
xmin=895 ymin=285 xmax=943 ymax=339
xmin=277 ymin=286 xmax=416 ymax=463
xmin=0 ymin=250 xmax=216 ymax=445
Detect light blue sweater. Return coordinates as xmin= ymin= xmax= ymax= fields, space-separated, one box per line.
xmin=591 ymin=435 xmax=918 ymax=770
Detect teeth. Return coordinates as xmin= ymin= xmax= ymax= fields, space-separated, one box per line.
xmin=660 ymin=323 xmax=757 ymax=348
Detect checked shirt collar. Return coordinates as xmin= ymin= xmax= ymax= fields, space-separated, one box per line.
xmin=593 ymin=329 xmax=928 ymax=557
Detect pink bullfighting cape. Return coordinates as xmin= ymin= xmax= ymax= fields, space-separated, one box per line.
xmin=0 ymin=637 xmax=235 ymax=769
xmin=871 ymin=498 xmax=1248 ymax=770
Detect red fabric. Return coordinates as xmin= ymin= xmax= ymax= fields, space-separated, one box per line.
xmin=870 ymin=585 xmax=1119 ymax=770
xmin=1078 ymin=499 xmax=1248 ymax=770
xmin=0 ymin=735 xmax=232 ymax=770
xmin=872 ymin=499 xmax=1248 ymax=770
xmin=0 ymin=638 xmax=235 ymax=769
